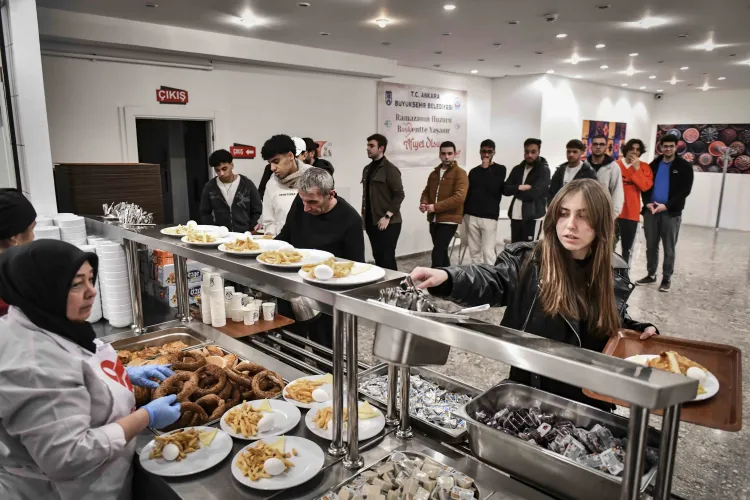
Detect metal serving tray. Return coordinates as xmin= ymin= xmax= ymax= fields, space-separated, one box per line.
xmin=110 ymin=327 xmax=212 ymax=353
xmin=358 ymin=365 xmax=481 ymax=443
xmin=458 ymin=382 xmax=659 ymax=500
xmin=319 ymin=451 xmax=484 ymax=499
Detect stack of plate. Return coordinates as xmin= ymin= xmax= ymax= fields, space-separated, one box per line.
xmin=96 ymin=241 xmax=132 ymax=328
xmin=78 ymin=244 xmax=103 ymax=323
xmin=54 ymin=214 xmax=88 ymax=246
xmin=34 ymin=226 xmax=60 ymax=240
xmin=35 ymin=216 xmax=55 ymax=228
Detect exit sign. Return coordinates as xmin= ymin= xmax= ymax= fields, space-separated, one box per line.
xmin=156 ymin=86 xmax=188 ymax=105
xmin=231 ymin=144 xmax=256 ymax=159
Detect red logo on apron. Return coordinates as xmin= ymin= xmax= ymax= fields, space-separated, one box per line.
xmin=100 ymin=359 xmax=133 ymax=391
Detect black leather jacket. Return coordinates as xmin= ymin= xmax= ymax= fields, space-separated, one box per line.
xmin=429 ymin=242 xmax=655 ymax=410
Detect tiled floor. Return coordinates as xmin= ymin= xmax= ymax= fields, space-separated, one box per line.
xmin=356 ymin=224 xmax=750 ymax=500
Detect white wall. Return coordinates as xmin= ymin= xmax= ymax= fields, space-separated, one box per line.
xmin=652 ymin=90 xmax=750 ymax=231
xmin=42 ymin=55 xmax=491 ymax=257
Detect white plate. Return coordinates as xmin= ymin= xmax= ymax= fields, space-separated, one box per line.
xmin=218 ymin=239 xmax=293 ymax=257
xmin=299 ymin=262 xmax=386 ymax=287
xmin=231 ymin=436 xmax=325 ymax=490
xmin=305 ymin=401 xmax=385 ymax=442
xmin=282 ymin=374 xmax=334 ymax=409
xmin=257 ymin=249 xmax=334 ymax=269
xmin=139 ymin=426 xmax=233 ymax=477
xmin=161 ymin=225 xmax=220 ymax=237
xmin=625 ymin=354 xmax=719 ymax=402
xmin=181 ymin=235 xmax=228 ymax=247
xmin=220 ymin=400 xmax=301 ymax=440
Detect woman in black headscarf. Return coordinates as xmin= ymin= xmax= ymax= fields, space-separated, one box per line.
xmin=0 ymin=189 xmax=37 ymax=316
xmin=0 ymin=240 xmax=180 ymax=500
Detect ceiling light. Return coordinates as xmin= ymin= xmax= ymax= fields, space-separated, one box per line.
xmin=568 ymin=53 xmax=582 ymax=65
xmin=320 ymin=32 xmax=330 ymax=36
xmin=493 ymin=43 xmax=502 ymax=47
xmin=442 ymin=32 xmax=451 ymax=36
xmin=699 ymin=39 xmax=716 ymax=51
xmin=677 ymin=33 xmax=689 ymax=38
xmin=621 ymin=83 xmax=628 ymax=86
xmin=680 ymin=66 xmax=689 ymax=70
xmin=557 ymin=33 xmax=568 ymax=38
xmin=381 ymin=42 xmax=391 ymax=46
xmin=470 ymin=70 xmax=479 ymax=74
xmin=297 ymin=2 xmax=311 ymax=6
xmin=629 ymin=52 xmax=639 ymax=57
xmin=375 ymin=18 xmax=390 ymax=28
xmin=145 ymin=2 xmax=158 ymax=7
xmin=718 ymin=76 xmax=726 ymax=80
xmin=575 ymin=75 xmax=583 ymax=78
xmin=640 ymin=86 xmax=646 ymax=90
xmin=649 ymin=75 xmax=656 ymax=79
xmin=597 ymin=4 xmax=611 ymax=9
xmin=595 ymin=43 xmax=606 ymax=49
xmin=625 ymin=66 xmax=635 ymax=76
xmin=508 ymin=20 xmax=520 ymax=25
xmin=657 ymin=89 xmax=664 ymax=92
xmin=670 ymin=77 xmax=678 ymax=85
xmin=701 ymin=82 xmax=710 ymax=91
xmin=514 ymin=64 xmax=522 ymax=68
xmin=634 ymin=17 xmax=669 ymax=29
xmin=434 ymin=51 xmax=443 ymax=54
xmin=444 ymin=4 xmax=457 ymax=10
xmin=600 ymin=65 xmax=609 ymax=69
xmin=546 ymin=69 xmax=555 ymax=74
xmin=478 ymin=58 xmax=485 ymax=61
xmin=433 ymin=64 xmax=441 ymax=67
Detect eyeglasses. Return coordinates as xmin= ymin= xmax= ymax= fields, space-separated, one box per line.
xmin=592 ymin=142 xmax=607 ymax=147
xmin=480 ymin=149 xmax=494 ymax=155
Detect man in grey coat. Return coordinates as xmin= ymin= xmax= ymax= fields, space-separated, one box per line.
xmin=587 ymin=134 xmax=624 ymax=217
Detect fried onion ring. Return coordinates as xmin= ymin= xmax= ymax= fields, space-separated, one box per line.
xmin=134 ymin=386 xmax=151 ymax=407
xmin=225 ymin=383 xmax=242 ymax=409
xmin=235 ymin=361 xmax=264 ymax=375
xmin=223 ymin=354 xmax=238 ymax=369
xmin=251 ymin=370 xmax=284 ymax=399
xmin=172 ymin=350 xmax=206 ymax=371
xmin=217 ymin=379 xmax=233 ymax=400
xmin=195 ymin=394 xmax=227 ymax=421
xmin=152 ymin=371 xmax=199 ymax=402
xmin=204 ymin=345 xmax=224 ymax=356
xmin=190 ymin=364 xmax=227 ymax=398
xmin=226 ymin=367 xmax=254 ymax=388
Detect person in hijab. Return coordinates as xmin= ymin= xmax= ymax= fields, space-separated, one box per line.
xmin=0 ymin=240 xmax=181 ymax=500
xmin=0 ymin=189 xmax=37 ymax=316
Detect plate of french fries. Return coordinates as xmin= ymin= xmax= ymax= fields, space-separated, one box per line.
xmin=626 ymin=351 xmax=719 ymax=401
xmin=161 ymin=224 xmax=220 ymax=237
xmin=218 ymin=237 xmax=292 ymax=256
xmin=220 ymin=399 xmax=301 ymax=440
xmin=298 ymin=258 xmax=386 ymax=287
xmin=305 ymin=400 xmax=386 ymax=442
xmin=257 ymin=248 xmax=334 ymax=269
xmin=231 ymin=436 xmax=325 ymax=490
xmin=139 ymin=426 xmax=233 ymax=477
xmin=282 ymin=374 xmax=337 ymax=409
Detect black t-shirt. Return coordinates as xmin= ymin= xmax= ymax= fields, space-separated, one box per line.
xmin=276 ymin=195 xmax=365 ymax=261
xmin=463 ymin=162 xmax=506 ymax=220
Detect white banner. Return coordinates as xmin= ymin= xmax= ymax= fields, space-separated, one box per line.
xmin=377 ymin=82 xmax=468 ymax=168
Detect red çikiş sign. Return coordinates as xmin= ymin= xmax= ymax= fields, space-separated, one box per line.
xmin=230 ymin=144 xmax=256 ymax=159
xmin=156 ymin=86 xmax=188 ymax=105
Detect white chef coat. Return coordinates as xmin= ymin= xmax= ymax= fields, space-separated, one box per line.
xmin=0 ymin=307 xmax=136 ymax=500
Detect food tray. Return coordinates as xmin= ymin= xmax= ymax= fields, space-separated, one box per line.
xmin=320 ymin=451 xmax=484 ymax=499
xmin=110 ymin=328 xmax=212 ymax=354
xmin=358 ymin=365 xmax=480 ymax=443
xmin=583 ymin=330 xmax=742 ymax=431
xmin=459 ymin=382 xmax=659 ymax=500
xmin=149 ymin=344 xmax=288 ymax=435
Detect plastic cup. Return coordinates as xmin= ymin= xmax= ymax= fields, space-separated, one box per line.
xmin=262 ymin=302 xmax=275 ymax=321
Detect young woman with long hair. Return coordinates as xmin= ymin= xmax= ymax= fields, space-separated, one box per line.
xmin=411 ymin=179 xmax=657 ymax=409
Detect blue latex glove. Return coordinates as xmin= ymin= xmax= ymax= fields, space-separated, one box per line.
xmin=143 ymin=394 xmax=181 ymax=429
xmin=126 ymin=365 xmax=174 ymax=389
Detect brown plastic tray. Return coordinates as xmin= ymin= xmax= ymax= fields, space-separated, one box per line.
xmin=583 ymin=330 xmax=742 ymax=431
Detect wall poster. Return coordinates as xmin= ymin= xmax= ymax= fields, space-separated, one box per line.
xmin=582 ymin=120 xmax=627 ymax=160
xmin=377 ymin=82 xmax=468 ymax=168
xmin=655 ymin=124 xmax=750 ymax=173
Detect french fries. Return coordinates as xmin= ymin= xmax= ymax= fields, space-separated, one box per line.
xmin=164 ymin=224 xmax=189 ymax=235
xmin=225 ymin=403 xmax=263 ymax=437
xmin=284 ymin=379 xmax=324 ymax=403
xmin=646 ymin=351 xmax=709 ymax=395
xmin=258 ymin=249 xmax=303 ymax=265
xmin=301 ymin=258 xmax=355 ymax=278
xmin=149 ymin=428 xmax=201 ymax=461
xmin=185 ymin=228 xmax=216 ymax=243
xmin=225 ymin=237 xmax=260 ymax=252
xmin=235 ymin=441 xmax=297 ymax=481
xmin=312 ymin=407 xmax=348 ymax=430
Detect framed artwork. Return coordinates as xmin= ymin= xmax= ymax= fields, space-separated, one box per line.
xmin=655 ymin=124 xmax=750 ymax=173
xmin=582 ymin=120 xmax=627 ymax=160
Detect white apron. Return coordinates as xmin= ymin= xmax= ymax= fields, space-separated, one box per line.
xmin=3 ymin=341 xmax=137 ymax=500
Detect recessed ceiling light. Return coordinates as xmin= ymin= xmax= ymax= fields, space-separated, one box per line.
xmin=546 ymin=69 xmax=555 ymax=74
xmin=568 ymin=53 xmax=582 ymax=65
xmin=444 ymin=4 xmax=457 ymax=11
xmin=493 ymin=43 xmax=502 ymax=47
xmin=375 ymin=18 xmax=390 ymax=28
xmin=508 ymin=20 xmax=520 ymax=25
xmin=442 ymin=32 xmax=451 ymax=36
xmin=433 ymin=64 xmax=441 ymax=67
xmin=478 ymin=58 xmax=485 ymax=62
xmin=575 ymin=75 xmax=583 ymax=78
xmin=635 ymin=17 xmax=669 ymax=29
xmin=625 ymin=66 xmax=635 ymax=76
xmin=600 ymin=65 xmax=609 ymax=69
xmin=680 ymin=66 xmax=689 ymax=70
xmin=640 ymin=86 xmax=646 ymax=89
xmin=145 ymin=2 xmax=158 ymax=7
xmin=297 ymin=2 xmax=311 ymax=6
xmin=434 ymin=51 xmax=443 ymax=55
xmin=514 ymin=64 xmax=522 ymax=68
xmin=687 ymin=83 xmax=693 ymax=87
xmin=239 ymin=17 xmax=257 ymax=27
xmin=320 ymin=32 xmax=330 ymax=36
xmin=595 ymin=43 xmax=606 ymax=49
xmin=649 ymin=75 xmax=656 ymax=79
xmin=718 ymin=76 xmax=726 ymax=80
xmin=699 ymin=39 xmax=717 ymax=51
xmin=701 ymin=83 xmax=710 ymax=91
xmin=629 ymin=52 xmax=639 ymax=56
xmin=621 ymin=83 xmax=628 ymax=86
xmin=729 ymin=53 xmax=737 ymax=57
xmin=677 ymin=33 xmax=689 ymax=38
xmin=670 ymin=77 xmax=678 ymax=85
xmin=597 ymin=4 xmax=611 ymax=9
xmin=470 ymin=70 xmax=479 ymax=74
xmin=657 ymin=89 xmax=664 ymax=92
xmin=535 ymin=51 xmax=544 ymax=55
xmin=557 ymin=33 xmax=568 ymax=38
xmin=382 ymin=42 xmax=391 ymax=46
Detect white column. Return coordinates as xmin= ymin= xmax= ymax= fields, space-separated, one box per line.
xmin=6 ymin=0 xmax=55 ymax=214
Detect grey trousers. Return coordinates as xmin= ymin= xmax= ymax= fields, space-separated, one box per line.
xmin=643 ymin=211 xmax=682 ymax=278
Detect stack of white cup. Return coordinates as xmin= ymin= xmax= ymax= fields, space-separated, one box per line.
xmin=224 ymin=286 xmax=234 ymax=319
xmin=231 ymin=294 xmax=243 ymax=322
xmin=96 ymin=240 xmax=132 ymax=328
xmin=78 ymin=244 xmax=103 ymax=323
xmin=54 ymin=214 xmax=88 ymax=246
xmin=209 ymin=274 xmax=226 ymax=327
xmin=200 ymin=268 xmax=212 ymax=325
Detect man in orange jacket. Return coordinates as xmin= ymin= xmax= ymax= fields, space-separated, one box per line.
xmin=616 ymin=139 xmax=652 ymax=266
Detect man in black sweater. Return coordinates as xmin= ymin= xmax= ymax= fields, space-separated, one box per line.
xmin=504 ymin=138 xmax=551 ymax=243
xmin=462 ymin=139 xmax=506 ymax=264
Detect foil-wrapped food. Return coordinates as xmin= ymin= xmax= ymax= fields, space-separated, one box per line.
xmin=319 ymin=452 xmax=477 ymax=500
xmin=359 ymin=374 xmax=472 ymax=431
xmin=103 ymin=202 xmax=155 ymax=225
xmin=378 ymin=285 xmax=440 ymax=313
xmin=473 ymin=406 xmax=659 ymax=476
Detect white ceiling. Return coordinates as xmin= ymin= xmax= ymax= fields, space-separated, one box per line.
xmin=38 ymin=0 xmax=750 ymax=93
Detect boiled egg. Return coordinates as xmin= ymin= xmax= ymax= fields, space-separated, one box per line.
xmin=264 ymin=457 xmax=286 ymax=476
xmin=186 ymin=220 xmax=197 ymax=228
xmin=161 ymin=443 xmax=180 ymax=461
xmin=686 ymin=366 xmax=707 ymax=382
xmin=257 ymin=413 xmax=275 ymax=433
xmin=313 ymin=264 xmax=334 ymax=280
xmin=312 ymin=388 xmax=330 ymax=402
xmin=217 ymin=226 xmax=229 ymax=238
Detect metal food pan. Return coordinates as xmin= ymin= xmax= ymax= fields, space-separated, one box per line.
xmin=110 ymin=327 xmax=212 ymax=354
xmin=320 ymin=451 xmax=484 ymax=500
xmin=458 ymin=382 xmax=659 ymax=500
xmin=358 ymin=365 xmax=480 ymax=443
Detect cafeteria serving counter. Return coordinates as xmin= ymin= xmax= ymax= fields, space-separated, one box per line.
xmin=86 ymin=218 xmax=697 ymax=499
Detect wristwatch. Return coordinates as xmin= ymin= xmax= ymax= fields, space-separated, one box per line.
xmin=384 ymin=214 xmax=392 ymax=219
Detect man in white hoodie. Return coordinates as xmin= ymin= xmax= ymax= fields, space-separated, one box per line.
xmin=259 ymin=134 xmax=311 ymax=237
xmin=587 ymin=134 xmax=624 ymax=217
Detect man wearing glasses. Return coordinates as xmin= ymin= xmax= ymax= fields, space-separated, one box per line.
xmin=462 ymin=139 xmax=506 ymax=264
xmin=587 ymin=134 xmax=624 ymax=217
xmin=635 ymin=134 xmax=694 ymax=292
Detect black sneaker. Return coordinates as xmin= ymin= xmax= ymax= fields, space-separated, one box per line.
xmin=636 ymin=275 xmax=657 ymax=286
xmin=659 ymin=279 xmax=671 ymax=292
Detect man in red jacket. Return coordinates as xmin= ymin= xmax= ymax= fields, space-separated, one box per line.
xmin=0 ymin=189 xmax=37 ymax=315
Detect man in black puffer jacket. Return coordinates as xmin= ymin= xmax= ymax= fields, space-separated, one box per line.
xmin=199 ymin=149 xmax=262 ymax=232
